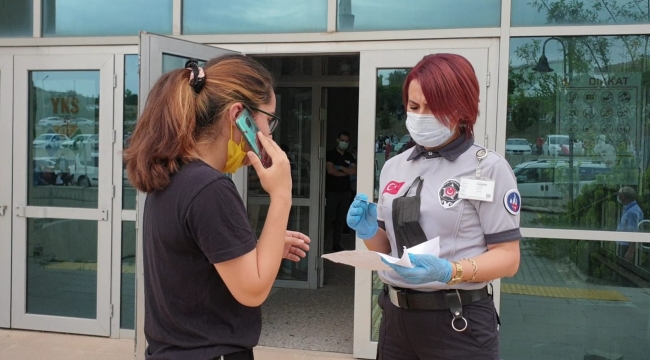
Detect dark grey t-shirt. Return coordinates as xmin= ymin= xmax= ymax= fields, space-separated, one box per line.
xmin=143 ymin=161 xmax=259 ymax=360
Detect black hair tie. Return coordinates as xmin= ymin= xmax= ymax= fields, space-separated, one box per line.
xmin=185 ymin=59 xmax=206 ymax=94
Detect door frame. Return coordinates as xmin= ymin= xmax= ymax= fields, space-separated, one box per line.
xmin=136 ymin=32 xmax=241 ymax=360
xmin=352 ymin=39 xmax=500 ymax=358
xmin=11 ymin=53 xmax=115 ymax=336
xmin=0 ymin=55 xmax=13 ymax=329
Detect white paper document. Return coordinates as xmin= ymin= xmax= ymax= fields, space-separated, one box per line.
xmin=321 ymin=237 xmax=440 ymax=271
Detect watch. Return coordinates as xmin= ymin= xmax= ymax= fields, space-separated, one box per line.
xmin=447 ymin=262 xmax=463 ymax=285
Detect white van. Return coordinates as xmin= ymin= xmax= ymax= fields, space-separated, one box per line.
xmin=542 ymin=134 xmax=584 ymax=156
xmin=513 ymin=160 xmax=611 ymax=200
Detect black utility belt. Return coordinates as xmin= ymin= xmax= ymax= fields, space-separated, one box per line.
xmin=385 ymin=284 xmax=490 ymax=311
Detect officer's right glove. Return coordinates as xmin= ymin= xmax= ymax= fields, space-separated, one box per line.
xmin=347 ymin=193 xmax=378 ymax=239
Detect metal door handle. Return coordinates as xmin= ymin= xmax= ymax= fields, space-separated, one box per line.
xmin=0 ymin=205 xmax=6 ymax=216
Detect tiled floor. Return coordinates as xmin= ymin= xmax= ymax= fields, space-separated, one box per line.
xmin=0 ymin=330 xmax=355 ymax=360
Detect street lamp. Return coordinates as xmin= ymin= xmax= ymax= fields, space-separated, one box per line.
xmin=534 ymin=37 xmax=576 ymax=210
xmin=533 ymin=36 xmax=569 ymax=86
xmin=41 ymin=75 xmax=50 ymax=118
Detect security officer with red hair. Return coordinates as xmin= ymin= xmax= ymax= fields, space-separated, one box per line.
xmin=348 ymin=54 xmax=521 ymax=359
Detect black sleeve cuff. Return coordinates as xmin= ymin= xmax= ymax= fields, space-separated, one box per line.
xmin=485 ymin=228 xmax=521 ymax=245
xmin=378 ymin=221 xmax=386 ymax=230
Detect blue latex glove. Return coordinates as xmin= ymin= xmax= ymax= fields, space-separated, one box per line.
xmin=347 ymin=193 xmax=378 ymax=239
xmin=382 ymin=253 xmax=453 ymax=284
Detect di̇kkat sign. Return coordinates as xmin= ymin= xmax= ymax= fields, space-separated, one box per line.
xmin=557 ymin=73 xmax=640 ymax=156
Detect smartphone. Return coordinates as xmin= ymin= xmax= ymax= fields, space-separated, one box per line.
xmin=234 ymin=108 xmax=262 ymax=159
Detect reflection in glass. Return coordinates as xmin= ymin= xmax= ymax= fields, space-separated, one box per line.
xmin=255 ymin=57 xmax=315 ymax=77
xmin=324 ymin=56 xmax=360 ymax=76
xmin=373 ymin=69 xmax=412 ymax=200
xmin=501 ymin=237 xmax=650 ymax=359
xmin=247 ymin=204 xmax=310 ymax=281
xmin=29 ymin=71 xmax=100 ymax=208
xmin=0 ymin=0 xmax=32 ymax=37
xmin=123 ymin=55 xmax=139 ymax=210
xmin=121 ymin=222 xmax=136 ymax=329
xmin=26 ymin=219 xmax=98 ymax=318
xmin=248 ymin=87 xmax=312 ymax=198
xmin=183 ymin=0 xmax=327 ymax=34
xmin=162 ymin=55 xmax=205 ymax=74
xmin=337 ymin=0 xmax=500 ymax=31
xmin=42 ymin=0 xmax=172 ymax=36
xmin=507 ymin=36 xmax=650 ymax=231
xmin=371 ymin=271 xmax=383 ymax=342
xmin=512 ymin=0 xmax=650 ymax=27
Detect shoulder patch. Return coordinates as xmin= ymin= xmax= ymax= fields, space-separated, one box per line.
xmin=439 ymin=179 xmax=461 ymax=209
xmin=504 ymin=189 xmax=521 ymax=215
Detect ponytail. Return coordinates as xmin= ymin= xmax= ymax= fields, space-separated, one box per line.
xmin=124 ymin=54 xmax=274 ymax=193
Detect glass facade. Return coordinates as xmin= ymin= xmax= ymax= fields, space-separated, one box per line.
xmin=247 ymin=86 xmax=313 ymax=282
xmin=42 ymin=0 xmax=172 ymax=37
xmin=512 ymin=0 xmax=650 ymax=27
xmin=183 ymin=0 xmax=328 ymax=34
xmin=123 ymin=55 xmax=138 ymax=211
xmin=372 ymin=68 xmax=411 ymax=200
xmin=0 ymin=0 xmax=32 ymax=37
xmin=29 ymin=70 xmax=101 ymax=207
xmin=501 ymin=237 xmax=650 ymax=359
xmin=26 ymin=219 xmax=98 ymax=319
xmin=121 ymin=222 xmax=136 ymax=330
xmin=337 ymin=0 xmax=501 ymax=31
xmin=507 ymin=35 xmax=650 ymax=231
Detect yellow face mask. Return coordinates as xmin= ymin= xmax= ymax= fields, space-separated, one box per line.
xmin=223 ymin=125 xmax=247 ymax=174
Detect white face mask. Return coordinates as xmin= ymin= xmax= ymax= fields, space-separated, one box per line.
xmin=405 ymin=112 xmax=453 ymax=147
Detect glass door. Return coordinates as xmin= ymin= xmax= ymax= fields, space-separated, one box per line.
xmin=11 ymin=54 xmax=115 ymax=336
xmin=0 ymin=55 xmax=12 ymax=329
xmin=135 ymin=32 xmax=239 ymax=360
xmin=352 ymin=43 xmax=497 ymax=358
xmin=246 ymin=86 xmax=320 ymax=289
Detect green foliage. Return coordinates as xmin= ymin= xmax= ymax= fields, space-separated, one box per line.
xmin=375 ymin=70 xmax=409 ymax=134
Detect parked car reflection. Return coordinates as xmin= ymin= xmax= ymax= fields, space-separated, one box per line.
xmin=32 ymin=133 xmax=70 ymax=150
xmin=505 ymin=138 xmax=533 ymax=155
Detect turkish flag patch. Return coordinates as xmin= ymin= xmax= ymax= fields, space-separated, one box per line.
xmin=383 ymin=181 xmax=405 ymax=195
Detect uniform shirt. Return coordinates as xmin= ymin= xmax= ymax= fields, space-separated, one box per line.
xmin=377 ymin=135 xmax=521 ymax=291
xmin=326 ymin=149 xmax=356 ymax=192
xmin=143 ymin=161 xmax=260 ymax=360
xmin=616 ymin=201 xmax=643 ymax=245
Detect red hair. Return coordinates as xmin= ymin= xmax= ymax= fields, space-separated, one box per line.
xmin=402 ymin=53 xmax=480 ymax=135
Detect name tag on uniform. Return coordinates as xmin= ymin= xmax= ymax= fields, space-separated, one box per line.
xmin=458 ymin=177 xmax=495 ymax=202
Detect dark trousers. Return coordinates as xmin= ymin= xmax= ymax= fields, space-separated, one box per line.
xmin=376 ymin=290 xmax=499 ymax=360
xmin=325 ymin=191 xmax=352 ymax=250
xmin=212 ymin=349 xmax=254 ymax=360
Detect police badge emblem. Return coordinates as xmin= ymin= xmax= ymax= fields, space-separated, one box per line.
xmin=439 ymin=179 xmax=461 ymax=209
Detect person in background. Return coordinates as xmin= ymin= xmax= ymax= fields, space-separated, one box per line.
xmin=347 ymin=53 xmax=520 ymax=359
xmin=325 ymin=131 xmax=356 ymax=252
xmin=384 ymin=138 xmax=392 ymax=161
xmin=536 ymin=136 xmax=544 ymax=155
xmin=124 ymin=55 xmax=310 ymax=360
xmin=616 ymin=187 xmax=644 ymax=262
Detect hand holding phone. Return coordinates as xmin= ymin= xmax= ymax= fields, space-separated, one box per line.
xmin=234 ymin=108 xmax=262 ymax=159
xmin=247 ymin=132 xmax=292 ymax=199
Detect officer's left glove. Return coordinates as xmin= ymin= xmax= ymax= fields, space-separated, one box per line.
xmin=382 ymin=253 xmax=453 ymax=284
